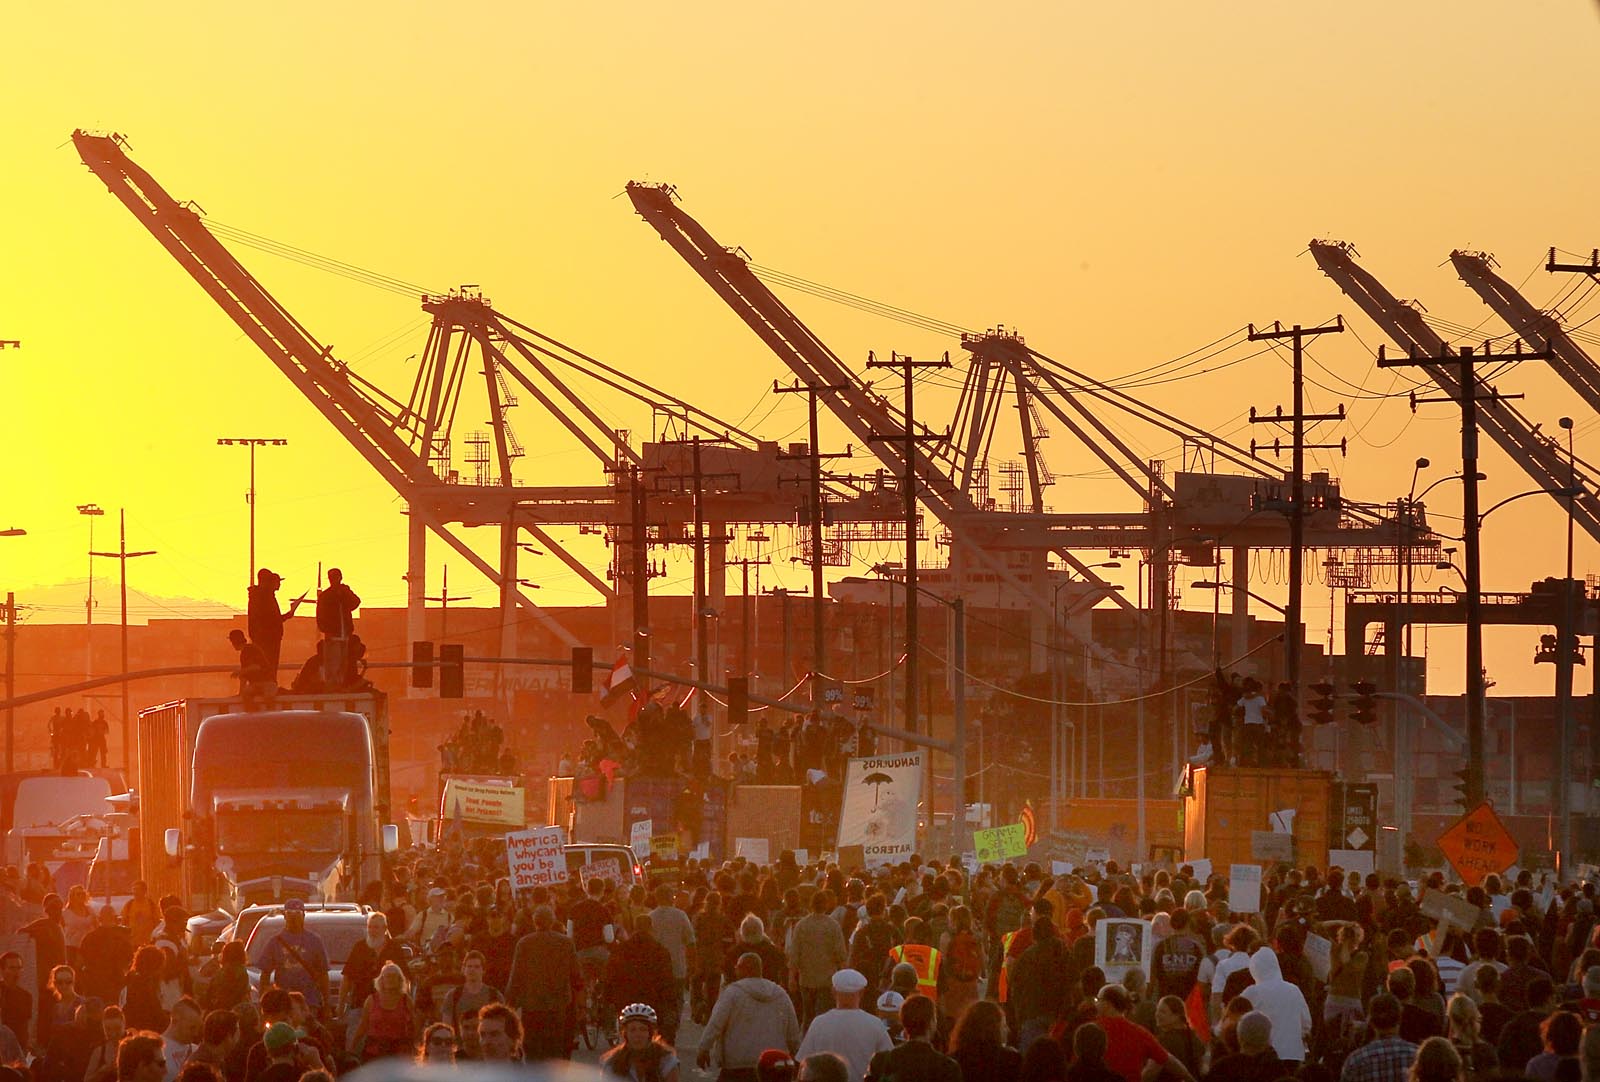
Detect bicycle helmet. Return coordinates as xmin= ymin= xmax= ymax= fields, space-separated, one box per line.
xmin=618 ymin=1002 xmax=658 ymax=1027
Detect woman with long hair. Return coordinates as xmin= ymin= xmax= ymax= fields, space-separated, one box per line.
xmin=601 ymin=1002 xmax=679 ymax=1081
xmin=948 ymin=999 xmax=1020 ymax=1082
xmin=348 ymin=961 xmax=418 ymax=1061
xmin=416 ymin=1022 xmax=456 ymax=1064
xmin=1445 ymin=993 xmax=1498 ymax=1080
xmin=62 ymin=885 xmax=95 ymax=966
xmin=120 ymin=945 xmax=167 ymax=1032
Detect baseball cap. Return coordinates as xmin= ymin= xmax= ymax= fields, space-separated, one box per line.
xmin=831 ymin=968 xmax=868 ymax=993
xmin=283 ymin=898 xmax=305 ymax=913
xmin=876 ymin=989 xmax=905 ymax=1014
xmin=757 ymin=1049 xmax=798 ymax=1082
xmin=428 ymin=886 xmax=447 ymax=899
xmin=262 ymin=1021 xmax=301 ymax=1052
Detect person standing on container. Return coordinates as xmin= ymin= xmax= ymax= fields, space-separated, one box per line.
xmin=316 ymin=568 xmax=360 ymax=687
xmin=247 ymin=569 xmax=304 ymax=681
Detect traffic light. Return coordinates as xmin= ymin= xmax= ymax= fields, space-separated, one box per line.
xmin=439 ymin=643 xmax=465 ymax=698
xmin=727 ymin=676 xmax=749 ymax=727
xmin=1450 ymin=765 xmax=1473 ymax=812
xmin=1308 ymin=682 xmax=1336 ymax=726
xmin=571 ymin=646 xmax=594 ymax=693
xmin=1349 ymin=681 xmax=1377 ymax=725
xmin=411 ymin=641 xmax=434 ymax=689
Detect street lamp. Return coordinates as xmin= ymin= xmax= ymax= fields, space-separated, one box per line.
xmin=217 ymin=438 xmax=288 ymax=590
xmin=89 ymin=509 xmax=155 ymax=774
xmin=1192 ymin=579 xmax=1288 ymax=616
xmin=77 ymin=504 xmax=104 ymax=689
xmin=1558 ymin=416 xmax=1578 ymax=878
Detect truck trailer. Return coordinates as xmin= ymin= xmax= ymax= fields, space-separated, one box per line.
xmin=137 ymin=692 xmax=398 ymax=910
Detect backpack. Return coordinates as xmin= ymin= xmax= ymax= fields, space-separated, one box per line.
xmin=948 ymin=930 xmax=982 ymax=983
xmin=992 ymin=889 xmax=1028 ymax=936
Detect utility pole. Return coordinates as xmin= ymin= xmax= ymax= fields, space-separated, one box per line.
xmin=89 ymin=510 xmax=154 ymax=773
xmin=77 ymin=504 xmax=104 ymax=690
xmin=1247 ymin=319 xmax=1344 ymax=694
xmin=866 ymin=351 xmax=950 ymax=734
xmin=424 ymin=565 xmax=471 ymax=643
xmin=3 ymin=593 xmax=15 ymax=773
xmin=217 ymin=438 xmax=288 ymax=588
xmin=630 ymin=466 xmax=653 ymax=697
xmin=774 ymin=379 xmax=851 ymax=702
xmin=1379 ymin=339 xmax=1551 ymax=806
xmin=764 ymin=587 xmax=808 ymax=693
xmin=727 ymin=556 xmax=770 ymax=679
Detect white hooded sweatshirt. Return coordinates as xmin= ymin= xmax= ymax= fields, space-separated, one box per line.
xmin=1239 ymin=946 xmax=1312 ymax=1062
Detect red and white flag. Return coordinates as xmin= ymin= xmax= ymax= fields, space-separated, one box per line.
xmin=600 ymin=652 xmax=636 ymax=706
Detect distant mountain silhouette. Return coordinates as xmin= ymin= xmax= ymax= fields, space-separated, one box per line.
xmin=9 ymin=579 xmax=237 ymax=625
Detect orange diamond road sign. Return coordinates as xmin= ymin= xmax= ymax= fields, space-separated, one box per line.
xmin=1437 ymin=801 xmax=1519 ymax=886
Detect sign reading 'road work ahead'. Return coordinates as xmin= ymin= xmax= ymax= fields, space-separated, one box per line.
xmin=837 ymin=752 xmax=924 ymax=867
xmin=1437 ymin=801 xmax=1519 ymax=887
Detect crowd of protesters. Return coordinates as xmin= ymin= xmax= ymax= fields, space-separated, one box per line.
xmin=10 ymin=807 xmax=1600 ymax=1082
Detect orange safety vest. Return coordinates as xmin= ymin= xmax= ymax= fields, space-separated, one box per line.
xmin=996 ymin=930 xmax=1018 ymax=1002
xmin=888 ymin=943 xmax=941 ymax=1001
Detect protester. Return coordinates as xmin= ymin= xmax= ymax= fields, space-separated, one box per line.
xmin=697 ymin=951 xmax=801 ymax=1080
xmin=796 ymin=969 xmax=893 ymax=1082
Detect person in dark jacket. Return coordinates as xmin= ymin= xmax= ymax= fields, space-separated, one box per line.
xmin=77 ymin=907 xmax=132 ymax=1007
xmin=121 ymin=945 xmax=168 ymax=1034
xmin=246 ymin=568 xmax=302 ymax=677
xmin=606 ymin=915 xmax=680 ymax=1043
xmin=504 ymin=905 xmax=579 ymax=1062
xmin=1203 ymin=1010 xmax=1283 ymax=1082
xmin=1011 ymin=917 xmax=1072 ymax=1052
xmin=315 ymin=568 xmax=360 ymax=686
xmin=867 ymin=995 xmax=960 ymax=1082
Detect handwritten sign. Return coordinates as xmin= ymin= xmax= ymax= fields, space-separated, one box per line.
xmin=1188 ymin=858 xmax=1213 ymax=883
xmin=735 ymin=837 xmax=770 ymax=864
xmin=580 ymin=857 xmax=628 ymax=892
xmin=650 ymin=834 xmax=678 ymax=863
xmin=1229 ymin=863 xmax=1262 ymax=913
xmin=1304 ymin=932 xmax=1332 ymax=982
xmin=1251 ymin=830 xmax=1294 ymax=863
xmin=793 ymin=849 xmax=810 ymax=866
xmin=631 ymin=819 xmax=653 ymax=859
xmin=974 ymin=823 xmax=1029 ymax=863
xmin=506 ymin=825 xmax=566 ymax=893
xmin=1420 ymin=888 xmax=1481 ymax=930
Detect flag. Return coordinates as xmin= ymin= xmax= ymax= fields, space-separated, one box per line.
xmin=1020 ymin=801 xmax=1037 ymax=848
xmin=601 ymin=652 xmax=635 ymax=706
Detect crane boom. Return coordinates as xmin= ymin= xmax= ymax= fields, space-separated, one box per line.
xmin=1310 ymin=240 xmax=1600 ymax=543
xmin=1450 ymin=251 xmax=1600 ymax=417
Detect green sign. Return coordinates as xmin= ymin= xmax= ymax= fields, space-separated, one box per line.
xmin=974 ymin=823 xmax=1029 ymax=863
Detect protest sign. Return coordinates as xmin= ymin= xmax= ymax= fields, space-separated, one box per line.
xmin=1305 ymin=933 xmax=1332 ymax=982
xmin=973 ymin=823 xmax=1029 ymax=863
xmin=1251 ymin=831 xmax=1294 ymax=863
xmin=579 ymin=857 xmax=628 ymax=892
xmin=837 ymin=753 xmax=923 ymax=867
xmin=1229 ymin=863 xmax=1262 ymax=913
xmin=1328 ymin=849 xmax=1375 ymax=876
xmin=735 ymin=837 xmax=770 ymax=864
xmin=442 ymin=778 xmax=525 ymax=827
xmin=1051 ymin=860 xmax=1075 ymax=877
xmin=506 ymin=825 xmax=566 ymax=894
xmin=1419 ymin=888 xmax=1481 ymax=930
xmin=837 ymin=844 xmax=867 ymax=872
xmin=1095 ymin=917 xmax=1152 ymax=983
xmin=630 ymin=819 xmax=653 ymax=859
xmin=1188 ymin=858 xmax=1213 ymax=883
xmin=793 ymin=849 xmax=809 ymax=866
xmin=649 ymin=834 xmax=678 ymax=862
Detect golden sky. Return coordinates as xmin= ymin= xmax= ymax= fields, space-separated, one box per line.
xmin=3 ymin=1 xmax=1599 ymax=696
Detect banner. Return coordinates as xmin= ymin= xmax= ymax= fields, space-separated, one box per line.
xmin=506 ymin=826 xmax=566 ymax=893
xmin=1095 ymin=917 xmax=1152 ymax=984
xmin=442 ymin=779 xmax=525 ymax=828
xmin=630 ymin=819 xmax=653 ymax=859
xmin=836 ymin=752 xmax=924 ymax=867
xmin=974 ymin=823 xmax=1029 ymax=864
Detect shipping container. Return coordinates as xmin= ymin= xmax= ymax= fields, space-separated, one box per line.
xmin=1055 ymin=798 xmax=1184 ymax=866
xmin=563 ymin=775 xmax=729 ymax=862
xmin=1182 ymin=766 xmax=1333 ymax=872
xmin=726 ymin=785 xmax=804 ymax=859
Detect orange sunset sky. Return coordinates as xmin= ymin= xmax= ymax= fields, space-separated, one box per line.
xmin=3 ymin=1 xmax=1600 ymax=697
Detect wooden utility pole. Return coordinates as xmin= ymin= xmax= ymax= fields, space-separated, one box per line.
xmin=1246 ymin=318 xmax=1345 ymax=695
xmin=3 ymin=593 xmax=15 ymax=773
xmin=774 ymin=379 xmax=850 ymax=699
xmin=1379 ymin=339 xmax=1551 ymax=806
xmin=867 ymin=351 xmax=950 ymax=733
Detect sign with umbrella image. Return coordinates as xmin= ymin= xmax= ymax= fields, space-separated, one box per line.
xmin=836 ymin=752 xmax=924 ymax=867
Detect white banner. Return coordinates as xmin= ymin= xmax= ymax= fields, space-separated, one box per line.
xmin=443 ymin=779 xmax=525 ymax=828
xmin=630 ymin=819 xmax=653 ymax=859
xmin=506 ymin=825 xmax=567 ymax=893
xmin=836 ymin=752 xmax=923 ymax=867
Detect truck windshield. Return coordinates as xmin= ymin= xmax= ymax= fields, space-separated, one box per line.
xmin=216 ymin=810 xmax=344 ymax=856
xmin=89 ymin=859 xmax=138 ymax=897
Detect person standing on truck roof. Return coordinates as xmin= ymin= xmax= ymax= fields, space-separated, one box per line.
xmin=258 ymin=900 xmax=329 ymax=1018
xmin=89 ymin=711 xmax=110 ymax=768
xmin=247 ymin=569 xmax=304 ymax=682
xmin=315 ymin=568 xmax=360 ymax=688
xmin=226 ymin=631 xmax=273 ymax=704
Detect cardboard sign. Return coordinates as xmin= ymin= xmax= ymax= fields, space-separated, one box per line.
xmin=1094 ymin=917 xmax=1152 ymax=983
xmin=1051 ymin=860 xmax=1075 ymax=877
xmin=837 ymin=844 xmax=866 ymax=872
xmin=579 ymin=857 xmax=628 ymax=891
xmin=689 ymin=841 xmax=711 ymax=862
xmin=649 ymin=834 xmax=678 ymax=863
xmin=973 ymin=823 xmax=1029 ymax=863
xmin=1328 ymin=849 xmax=1375 ymax=876
xmin=1084 ymin=848 xmax=1111 ymax=866
xmin=1229 ymin=863 xmax=1262 ymax=913
xmin=1304 ymin=932 xmax=1332 ymax=982
xmin=735 ymin=837 xmax=770 ymax=864
xmin=1188 ymin=858 xmax=1214 ymax=883
xmin=1437 ymin=802 xmax=1519 ymax=886
xmin=793 ymin=849 xmax=810 ymax=866
xmin=630 ymin=819 xmax=653 ymax=859
xmin=442 ymin=779 xmax=526 ymax=827
xmin=1251 ymin=830 xmax=1294 ymax=863
xmin=1420 ymin=888 xmax=1481 ymax=930
xmin=506 ymin=826 xmax=566 ymax=893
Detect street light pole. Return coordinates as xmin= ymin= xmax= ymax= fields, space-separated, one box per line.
xmin=217 ymin=438 xmax=288 ymax=588
xmin=1559 ymin=416 xmax=1577 ymax=879
xmin=90 ymin=509 xmax=154 ymax=773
